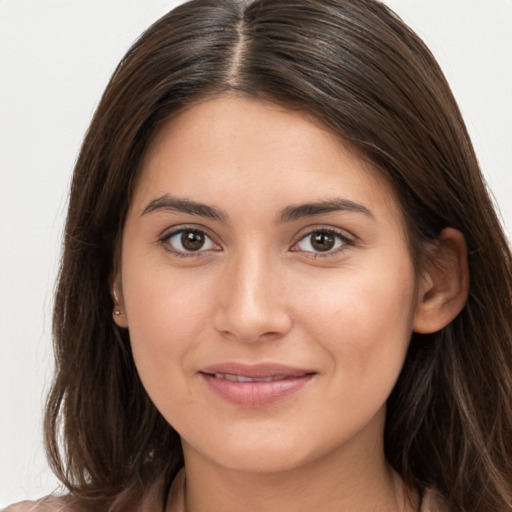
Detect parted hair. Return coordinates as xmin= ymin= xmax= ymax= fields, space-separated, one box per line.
xmin=45 ymin=1 xmax=512 ymax=511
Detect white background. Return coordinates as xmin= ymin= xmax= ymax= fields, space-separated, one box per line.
xmin=1 ymin=0 xmax=511 ymax=506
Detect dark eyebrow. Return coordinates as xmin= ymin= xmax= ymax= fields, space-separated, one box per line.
xmin=141 ymin=195 xmax=373 ymax=224
xmin=141 ymin=195 xmax=228 ymax=222
xmin=278 ymin=199 xmax=375 ymax=223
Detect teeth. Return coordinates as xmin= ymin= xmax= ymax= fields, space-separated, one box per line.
xmin=214 ymin=373 xmax=286 ymax=382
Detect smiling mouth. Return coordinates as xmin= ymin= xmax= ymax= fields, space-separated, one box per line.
xmin=199 ymin=365 xmax=315 ymax=407
xmin=211 ymin=373 xmax=297 ymax=383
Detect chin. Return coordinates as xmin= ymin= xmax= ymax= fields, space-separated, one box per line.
xmin=182 ymin=427 xmax=334 ymax=475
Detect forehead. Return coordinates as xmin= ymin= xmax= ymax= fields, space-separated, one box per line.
xmin=132 ymin=94 xmax=403 ymax=225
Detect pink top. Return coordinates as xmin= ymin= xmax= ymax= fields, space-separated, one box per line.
xmin=3 ymin=472 xmax=450 ymax=512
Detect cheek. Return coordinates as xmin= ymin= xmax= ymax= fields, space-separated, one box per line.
xmin=292 ymin=257 xmax=417 ymax=384
xmin=123 ymin=252 xmax=216 ymax=333
xmin=121 ymin=264 xmax=215 ymax=400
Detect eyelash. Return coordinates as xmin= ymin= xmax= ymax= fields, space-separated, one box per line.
xmin=159 ymin=227 xmax=220 ymax=258
xmin=291 ymin=228 xmax=354 ymax=258
xmin=158 ymin=226 xmax=355 ymax=258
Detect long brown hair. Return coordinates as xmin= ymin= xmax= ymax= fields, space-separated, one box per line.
xmin=45 ymin=1 xmax=512 ymax=510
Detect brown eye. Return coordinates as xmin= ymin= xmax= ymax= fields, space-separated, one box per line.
xmin=181 ymin=230 xmax=205 ymax=251
xmin=310 ymin=232 xmax=336 ymax=251
xmin=163 ymin=229 xmax=219 ymax=254
xmin=294 ymin=229 xmax=349 ymax=254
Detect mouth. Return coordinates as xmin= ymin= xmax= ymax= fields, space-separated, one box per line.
xmin=211 ymin=373 xmax=298 ymax=383
xmin=199 ymin=363 xmax=316 ymax=407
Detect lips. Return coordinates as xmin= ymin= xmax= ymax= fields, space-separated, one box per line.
xmin=199 ymin=363 xmax=315 ymax=407
xmin=213 ymin=373 xmax=290 ymax=383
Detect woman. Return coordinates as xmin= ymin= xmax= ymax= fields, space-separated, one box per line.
xmin=6 ymin=0 xmax=512 ymax=511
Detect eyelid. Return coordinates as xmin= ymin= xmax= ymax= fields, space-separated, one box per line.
xmin=158 ymin=225 xmax=222 ymax=256
xmin=156 ymin=224 xmax=355 ymax=258
xmin=290 ymin=226 xmax=356 ymax=256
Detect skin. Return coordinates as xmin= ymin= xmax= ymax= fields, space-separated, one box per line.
xmin=114 ymin=95 xmax=468 ymax=512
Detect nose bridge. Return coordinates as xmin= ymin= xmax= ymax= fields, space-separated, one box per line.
xmin=214 ymin=245 xmax=291 ymax=342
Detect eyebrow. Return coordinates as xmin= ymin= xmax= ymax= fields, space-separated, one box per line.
xmin=141 ymin=195 xmax=228 ymax=221
xmin=277 ymin=199 xmax=375 ymax=223
xmin=141 ymin=195 xmax=374 ymax=223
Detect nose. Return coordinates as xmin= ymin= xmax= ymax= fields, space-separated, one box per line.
xmin=213 ymin=249 xmax=293 ymax=343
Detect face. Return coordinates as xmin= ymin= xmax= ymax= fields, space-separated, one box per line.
xmin=115 ymin=95 xmax=424 ymax=475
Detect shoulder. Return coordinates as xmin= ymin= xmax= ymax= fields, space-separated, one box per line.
xmin=3 ymin=496 xmax=72 ymax=512
xmin=421 ymin=489 xmax=451 ymax=512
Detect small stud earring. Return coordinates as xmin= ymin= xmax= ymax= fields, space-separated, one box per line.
xmin=114 ymin=309 xmax=121 ymax=316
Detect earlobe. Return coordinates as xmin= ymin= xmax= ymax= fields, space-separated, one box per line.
xmin=111 ymin=278 xmax=129 ymax=328
xmin=413 ymin=228 xmax=469 ymax=334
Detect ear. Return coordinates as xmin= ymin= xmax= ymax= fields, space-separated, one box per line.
xmin=111 ymin=276 xmax=129 ymax=328
xmin=413 ymin=228 xmax=469 ymax=334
